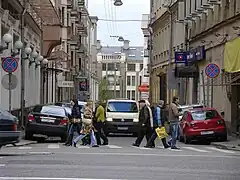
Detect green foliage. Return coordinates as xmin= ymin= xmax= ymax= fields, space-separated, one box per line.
xmin=98 ymin=78 xmax=113 ymax=103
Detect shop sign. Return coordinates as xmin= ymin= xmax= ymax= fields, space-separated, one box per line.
xmin=187 ymin=46 xmax=206 ymax=62
xmin=57 ymin=81 xmax=74 ymax=88
xmin=174 ymin=51 xmax=188 ymax=64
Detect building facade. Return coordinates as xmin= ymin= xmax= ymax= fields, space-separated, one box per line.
xmin=96 ymin=42 xmax=143 ymax=101
xmin=0 ymin=0 xmax=61 ymax=112
xmin=140 ymin=14 xmax=150 ymax=100
xmin=150 ymin=0 xmax=240 ymax=133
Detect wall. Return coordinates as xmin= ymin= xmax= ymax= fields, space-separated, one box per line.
xmin=0 ymin=3 xmax=41 ymax=110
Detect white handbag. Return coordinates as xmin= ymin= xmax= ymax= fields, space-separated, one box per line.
xmin=82 ymin=118 xmax=92 ymax=125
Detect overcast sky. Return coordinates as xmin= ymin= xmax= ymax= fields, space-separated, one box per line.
xmin=88 ymin=0 xmax=150 ymax=46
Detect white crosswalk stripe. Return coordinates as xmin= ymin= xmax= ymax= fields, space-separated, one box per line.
xmin=77 ymin=145 xmax=90 ymax=148
xmin=205 ymin=147 xmax=235 ymax=154
xmin=47 ymin=144 xmax=60 ymax=149
xmin=182 ymin=147 xmax=211 ymax=153
xmin=18 ymin=146 xmax=32 ymax=150
xmin=106 ymin=145 xmax=122 ymax=149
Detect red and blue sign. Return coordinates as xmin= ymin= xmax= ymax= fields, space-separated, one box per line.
xmin=205 ymin=63 xmax=220 ymax=78
xmin=2 ymin=56 xmax=18 ymax=73
xmin=174 ymin=51 xmax=188 ymax=64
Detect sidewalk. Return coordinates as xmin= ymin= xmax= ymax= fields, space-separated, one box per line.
xmin=211 ymin=136 xmax=240 ymax=152
xmin=5 ymin=130 xmax=37 ymax=148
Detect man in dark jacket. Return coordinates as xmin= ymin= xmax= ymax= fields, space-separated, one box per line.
xmin=132 ymin=100 xmax=153 ymax=147
xmin=144 ymin=100 xmax=170 ymax=148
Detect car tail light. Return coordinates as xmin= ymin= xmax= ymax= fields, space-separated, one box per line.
xmin=60 ymin=119 xmax=68 ymax=125
xmin=28 ymin=114 xmax=35 ymax=122
xmin=217 ymin=119 xmax=225 ymax=125
xmin=12 ymin=123 xmax=17 ymax=131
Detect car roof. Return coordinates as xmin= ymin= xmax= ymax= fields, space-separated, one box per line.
xmin=38 ymin=105 xmax=66 ymax=109
xmin=179 ymin=104 xmax=204 ymax=108
xmin=188 ymin=107 xmax=217 ymax=113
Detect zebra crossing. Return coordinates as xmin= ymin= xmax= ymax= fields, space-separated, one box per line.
xmin=4 ymin=144 xmax=237 ymax=154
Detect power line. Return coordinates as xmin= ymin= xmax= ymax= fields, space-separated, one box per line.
xmin=98 ymin=18 xmax=146 ymax=22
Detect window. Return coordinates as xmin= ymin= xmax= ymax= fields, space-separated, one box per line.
xmin=132 ymin=76 xmax=136 ymax=86
xmin=71 ymin=23 xmax=74 ymax=33
xmin=32 ymin=105 xmax=66 ymax=117
xmin=107 ymin=63 xmax=115 ymax=70
xmin=61 ymin=7 xmax=65 ymax=25
xmin=191 ymin=110 xmax=219 ymax=121
xmin=102 ymin=63 xmax=106 ymax=71
xmin=107 ymin=101 xmax=138 ymax=113
xmin=127 ymin=64 xmax=135 ymax=71
xmin=140 ymin=64 xmax=143 ymax=71
xmin=67 ymin=44 xmax=69 ymax=54
xmin=127 ymin=76 xmax=131 ymax=86
xmin=127 ymin=91 xmax=131 ymax=100
xmin=132 ymin=91 xmax=135 ymax=100
xmin=128 ymin=54 xmax=136 ymax=57
xmin=71 ymin=51 xmax=74 ymax=66
xmin=67 ymin=12 xmax=70 ymax=26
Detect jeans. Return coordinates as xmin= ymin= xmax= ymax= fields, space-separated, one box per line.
xmin=73 ymin=130 xmax=97 ymax=147
xmin=169 ymin=122 xmax=179 ymax=148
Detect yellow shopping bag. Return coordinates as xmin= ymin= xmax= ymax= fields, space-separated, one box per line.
xmin=155 ymin=127 xmax=168 ymax=139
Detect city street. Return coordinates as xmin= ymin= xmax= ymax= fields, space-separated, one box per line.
xmin=0 ymin=137 xmax=240 ymax=180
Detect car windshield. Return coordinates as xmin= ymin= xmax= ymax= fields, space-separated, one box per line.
xmin=33 ymin=106 xmax=66 ymax=116
xmin=191 ymin=110 xmax=219 ymax=121
xmin=107 ymin=101 xmax=138 ymax=113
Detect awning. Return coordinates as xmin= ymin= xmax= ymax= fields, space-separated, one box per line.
xmin=224 ymin=37 xmax=240 ymax=73
xmin=29 ymin=0 xmax=60 ymax=25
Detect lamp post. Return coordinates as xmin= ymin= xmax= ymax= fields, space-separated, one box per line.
xmin=0 ymin=33 xmax=46 ymax=126
xmin=114 ymin=0 xmax=123 ymax=6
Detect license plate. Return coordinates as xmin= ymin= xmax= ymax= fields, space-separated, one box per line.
xmin=200 ymin=131 xmax=214 ymax=135
xmin=118 ymin=127 xmax=128 ymax=130
xmin=41 ymin=119 xmax=55 ymax=123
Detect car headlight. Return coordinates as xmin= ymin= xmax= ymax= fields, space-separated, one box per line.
xmin=106 ymin=118 xmax=113 ymax=121
xmin=133 ymin=118 xmax=138 ymax=122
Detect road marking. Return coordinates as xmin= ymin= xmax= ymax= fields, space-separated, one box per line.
xmin=18 ymin=146 xmax=32 ymax=150
xmin=0 ymin=177 xmax=125 ymax=180
xmin=106 ymin=145 xmax=122 ymax=149
xmin=28 ymin=152 xmax=53 ymax=155
xmin=0 ymin=157 xmax=3 ymax=159
xmin=206 ymin=147 xmax=235 ymax=154
xmin=132 ymin=146 xmax=152 ymax=150
xmin=182 ymin=147 xmax=211 ymax=153
xmin=168 ymin=148 xmax=182 ymax=152
xmin=55 ymin=151 xmax=240 ymax=159
xmin=77 ymin=145 xmax=90 ymax=148
xmin=47 ymin=144 xmax=60 ymax=149
xmin=0 ymin=164 xmax=5 ymax=167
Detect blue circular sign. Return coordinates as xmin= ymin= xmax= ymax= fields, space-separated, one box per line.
xmin=2 ymin=57 xmax=18 ymax=73
xmin=205 ymin=63 xmax=220 ymax=78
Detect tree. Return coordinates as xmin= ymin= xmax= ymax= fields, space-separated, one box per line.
xmin=98 ymin=78 xmax=113 ymax=103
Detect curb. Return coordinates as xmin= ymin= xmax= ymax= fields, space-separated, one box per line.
xmin=5 ymin=141 xmax=37 ymax=148
xmin=211 ymin=143 xmax=240 ymax=152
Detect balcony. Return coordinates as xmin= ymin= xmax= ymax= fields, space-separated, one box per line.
xmin=69 ymin=35 xmax=79 ymax=45
xmin=70 ymin=9 xmax=78 ymax=17
xmin=27 ymin=0 xmax=62 ymax=57
xmin=76 ymin=44 xmax=87 ymax=54
xmin=67 ymin=0 xmax=73 ymax=9
xmin=76 ymin=22 xmax=88 ymax=36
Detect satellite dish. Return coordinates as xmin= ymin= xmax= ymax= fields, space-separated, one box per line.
xmin=1 ymin=74 xmax=18 ymax=90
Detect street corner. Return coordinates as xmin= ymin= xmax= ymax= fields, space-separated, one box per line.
xmin=211 ymin=139 xmax=240 ymax=152
xmin=4 ymin=139 xmax=37 ymax=148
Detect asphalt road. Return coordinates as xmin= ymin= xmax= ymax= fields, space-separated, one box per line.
xmin=0 ymin=136 xmax=240 ymax=180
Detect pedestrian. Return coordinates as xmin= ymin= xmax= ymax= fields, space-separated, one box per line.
xmin=72 ymin=101 xmax=99 ymax=147
xmin=144 ymin=100 xmax=170 ymax=149
xmin=95 ymin=102 xmax=108 ymax=145
xmin=168 ymin=96 xmax=181 ymax=149
xmin=132 ymin=100 xmax=153 ymax=147
xmin=64 ymin=99 xmax=81 ymax=146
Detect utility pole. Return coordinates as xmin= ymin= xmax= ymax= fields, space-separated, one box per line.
xmin=20 ymin=0 xmax=26 ymax=128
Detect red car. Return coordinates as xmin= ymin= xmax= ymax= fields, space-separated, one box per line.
xmin=179 ymin=108 xmax=227 ymax=144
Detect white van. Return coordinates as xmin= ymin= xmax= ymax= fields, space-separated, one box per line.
xmin=105 ymin=99 xmax=139 ymax=135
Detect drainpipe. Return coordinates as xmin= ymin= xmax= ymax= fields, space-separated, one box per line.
xmin=20 ymin=0 xmax=26 ymax=129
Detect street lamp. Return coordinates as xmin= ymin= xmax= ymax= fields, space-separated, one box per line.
xmin=35 ymin=57 xmax=48 ymax=69
xmin=114 ymin=0 xmax=123 ymax=6
xmin=28 ymin=50 xmax=39 ymax=67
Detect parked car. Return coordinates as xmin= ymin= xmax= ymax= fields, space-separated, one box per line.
xmin=0 ymin=109 xmax=20 ymax=148
xmin=25 ymin=105 xmax=69 ymax=142
xmin=179 ymin=107 xmax=227 ymax=144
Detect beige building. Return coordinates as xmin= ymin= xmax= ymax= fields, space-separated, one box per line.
xmin=150 ymin=0 xmax=240 ymax=133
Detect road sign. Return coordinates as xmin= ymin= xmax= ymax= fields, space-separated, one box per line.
xmin=1 ymin=74 xmax=18 ymax=90
xmin=2 ymin=56 xmax=18 ymax=73
xmin=205 ymin=63 xmax=220 ymax=78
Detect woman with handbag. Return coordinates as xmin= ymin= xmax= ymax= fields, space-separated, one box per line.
xmin=72 ymin=101 xmax=99 ymax=147
xmin=64 ymin=99 xmax=81 ymax=146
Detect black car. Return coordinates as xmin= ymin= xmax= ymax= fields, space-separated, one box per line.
xmin=0 ymin=109 xmax=20 ymax=148
xmin=25 ymin=105 xmax=69 ymax=142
